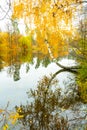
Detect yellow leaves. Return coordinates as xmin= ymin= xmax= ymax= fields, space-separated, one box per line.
xmin=3 ymin=0 xmax=82 ymax=59
xmin=13 ymin=3 xmax=24 ymax=18
xmin=0 ymin=109 xmax=4 ymax=113
xmin=41 ymin=6 xmax=46 ymax=13
xmin=16 ymin=107 xmax=22 ymax=113
xmin=9 ymin=112 xmax=23 ymax=124
xmin=43 ymin=16 xmax=48 ymax=24
xmin=0 ymin=108 xmax=23 ymax=129
xmin=34 ymin=7 xmax=39 ymax=15
xmin=12 ymin=0 xmax=82 ymax=28
xmin=3 ymin=124 xmax=9 ymax=130
xmin=48 ymin=32 xmax=59 ymax=46
xmin=19 ymin=36 xmax=32 ymax=46
xmin=36 ymin=35 xmax=48 ymax=55
xmin=12 ymin=0 xmax=79 ymax=38
xmin=39 ymin=0 xmax=50 ymax=13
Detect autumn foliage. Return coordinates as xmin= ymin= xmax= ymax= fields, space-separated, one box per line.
xmin=12 ymin=0 xmax=82 ymax=58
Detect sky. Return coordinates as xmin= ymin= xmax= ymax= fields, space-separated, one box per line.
xmin=0 ymin=0 xmax=12 ymax=31
xmin=0 ymin=0 xmax=26 ymax=35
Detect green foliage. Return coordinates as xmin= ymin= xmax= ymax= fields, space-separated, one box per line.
xmin=19 ymin=36 xmax=32 ymax=52
xmin=78 ymin=81 xmax=87 ymax=103
xmin=70 ymin=18 xmax=87 ymax=103
xmin=42 ymin=56 xmax=51 ymax=67
xmin=77 ymin=37 xmax=87 ymax=103
xmin=78 ymin=62 xmax=87 ymax=103
xmin=78 ymin=62 xmax=87 ymax=81
xmin=35 ymin=57 xmax=41 ymax=69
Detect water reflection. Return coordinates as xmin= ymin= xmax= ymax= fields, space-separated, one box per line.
xmin=0 ymin=32 xmax=66 ymax=81
xmin=0 ymin=55 xmax=78 ymax=109
xmin=0 ymin=74 xmax=87 ymax=130
xmin=0 ymin=44 xmax=52 ymax=81
xmin=15 ymin=76 xmax=87 ymax=130
xmin=15 ymin=76 xmax=70 ymax=130
xmin=0 ymin=60 xmax=60 ymax=108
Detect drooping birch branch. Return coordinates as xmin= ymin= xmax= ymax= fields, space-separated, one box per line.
xmin=45 ymin=39 xmax=81 ymax=70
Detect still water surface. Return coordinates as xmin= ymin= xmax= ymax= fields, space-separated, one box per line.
xmin=0 ymin=58 xmax=75 ymax=108
xmin=0 ymin=58 xmax=87 ymax=130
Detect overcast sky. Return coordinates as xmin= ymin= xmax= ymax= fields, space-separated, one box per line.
xmin=0 ymin=0 xmax=12 ymax=31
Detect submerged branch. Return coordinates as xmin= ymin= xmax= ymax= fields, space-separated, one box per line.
xmin=44 ymin=68 xmax=78 ymax=107
xmin=55 ymin=62 xmax=81 ymax=70
xmin=47 ymin=68 xmax=78 ymax=89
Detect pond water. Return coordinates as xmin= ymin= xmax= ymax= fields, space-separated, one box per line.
xmin=0 ymin=57 xmax=87 ymax=129
xmin=0 ymin=58 xmax=75 ymax=109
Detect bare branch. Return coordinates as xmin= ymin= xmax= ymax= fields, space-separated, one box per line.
xmin=47 ymin=68 xmax=78 ymax=90
xmin=0 ymin=0 xmax=11 ymax=20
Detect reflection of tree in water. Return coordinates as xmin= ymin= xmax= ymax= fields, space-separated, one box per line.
xmin=35 ymin=56 xmax=51 ymax=69
xmin=13 ymin=64 xmax=20 ymax=81
xmin=7 ymin=64 xmax=21 ymax=81
xmin=0 ymin=75 xmax=86 ymax=129
xmin=0 ymin=41 xmax=52 ymax=81
xmin=0 ymin=59 xmax=3 ymax=71
xmin=15 ymin=75 xmax=82 ymax=130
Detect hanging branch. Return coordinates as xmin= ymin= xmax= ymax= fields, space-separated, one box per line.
xmin=45 ymin=39 xmax=81 ymax=70
xmin=47 ymin=68 xmax=78 ymax=89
